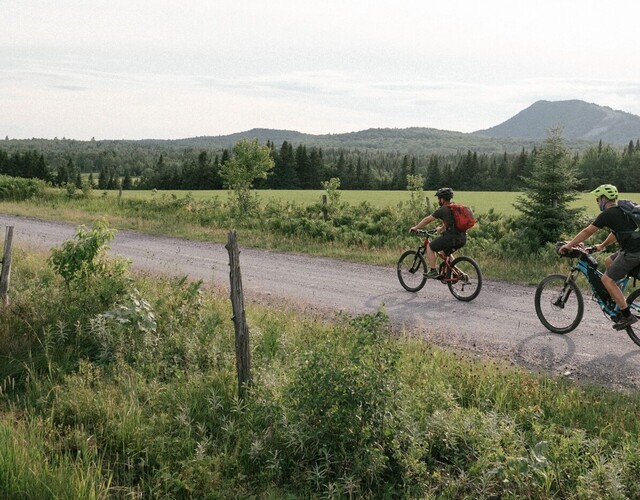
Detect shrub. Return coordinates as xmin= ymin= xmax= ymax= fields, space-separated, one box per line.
xmin=0 ymin=174 xmax=47 ymax=201
xmin=249 ymin=311 xmax=401 ymax=495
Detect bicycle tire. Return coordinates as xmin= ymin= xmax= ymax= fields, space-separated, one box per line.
xmin=397 ymin=250 xmax=427 ymax=292
xmin=625 ymin=288 xmax=640 ymax=347
xmin=534 ymin=274 xmax=584 ymax=334
xmin=447 ymin=256 xmax=482 ymax=301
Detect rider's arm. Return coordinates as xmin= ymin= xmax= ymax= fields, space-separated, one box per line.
xmin=410 ymin=214 xmax=436 ymax=232
xmin=561 ymin=224 xmax=599 ymax=252
xmin=595 ymin=232 xmax=617 ymax=252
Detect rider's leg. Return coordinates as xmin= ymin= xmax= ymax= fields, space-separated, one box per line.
xmin=601 ymin=274 xmax=626 ymax=309
xmin=603 ymin=250 xmax=640 ymax=329
xmin=426 ymin=236 xmax=452 ymax=278
xmin=604 ymin=255 xmax=614 ymax=269
xmin=424 ymin=243 xmax=441 ymax=278
xmin=427 ymin=235 xmax=451 ymax=270
xmin=426 ymin=242 xmax=437 ymax=269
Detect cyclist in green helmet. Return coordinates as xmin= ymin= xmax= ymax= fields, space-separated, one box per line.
xmin=560 ymin=184 xmax=640 ymax=330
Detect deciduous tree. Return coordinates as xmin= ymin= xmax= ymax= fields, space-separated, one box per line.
xmin=219 ymin=139 xmax=274 ymax=214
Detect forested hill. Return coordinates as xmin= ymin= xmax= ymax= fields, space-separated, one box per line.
xmin=473 ymin=100 xmax=640 ymax=143
xmin=5 ymin=100 xmax=639 ymax=157
xmin=153 ymin=127 xmax=579 ymax=155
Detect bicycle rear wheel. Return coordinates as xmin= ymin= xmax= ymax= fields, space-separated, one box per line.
xmin=534 ymin=274 xmax=583 ymax=334
xmin=625 ymin=288 xmax=640 ymax=347
xmin=397 ymin=250 xmax=427 ymax=292
xmin=447 ymin=256 xmax=482 ymax=301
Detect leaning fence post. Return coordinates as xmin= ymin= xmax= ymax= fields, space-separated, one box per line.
xmin=225 ymin=229 xmax=252 ymax=399
xmin=0 ymin=226 xmax=14 ymax=308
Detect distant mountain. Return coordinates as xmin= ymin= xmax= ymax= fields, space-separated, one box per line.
xmin=473 ymin=100 xmax=640 ymax=144
xmin=8 ymin=100 xmax=638 ymax=156
xmin=162 ymin=127 xmax=555 ymax=155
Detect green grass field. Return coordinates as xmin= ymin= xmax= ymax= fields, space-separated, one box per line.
xmin=98 ymin=189 xmax=635 ymax=216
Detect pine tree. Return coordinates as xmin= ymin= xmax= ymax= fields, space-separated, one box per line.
xmin=98 ymin=165 xmax=108 ymax=189
xmin=211 ymin=155 xmax=223 ymax=189
xmin=296 ymin=144 xmax=313 ymax=189
xmin=122 ymin=169 xmax=133 ymax=190
xmin=514 ymin=128 xmax=581 ymax=247
xmin=56 ymin=159 xmax=70 ymax=186
xmin=426 ymin=155 xmax=441 ymax=189
xmin=308 ymin=148 xmax=324 ymax=189
xmin=35 ymin=154 xmax=51 ymax=182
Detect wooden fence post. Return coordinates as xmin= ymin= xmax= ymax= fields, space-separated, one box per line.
xmin=322 ymin=194 xmax=328 ymax=220
xmin=0 ymin=226 xmax=14 ymax=308
xmin=225 ymin=229 xmax=252 ymax=399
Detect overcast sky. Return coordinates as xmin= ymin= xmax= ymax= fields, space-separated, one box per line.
xmin=3 ymin=0 xmax=639 ymax=140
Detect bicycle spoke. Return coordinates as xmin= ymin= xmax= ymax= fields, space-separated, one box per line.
xmin=534 ymin=274 xmax=583 ymax=334
xmin=447 ymin=256 xmax=482 ymax=301
xmin=397 ymin=250 xmax=427 ymax=292
xmin=625 ymin=289 xmax=640 ymax=347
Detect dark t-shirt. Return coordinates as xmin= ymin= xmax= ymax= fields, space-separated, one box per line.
xmin=430 ymin=205 xmax=466 ymax=251
xmin=432 ymin=205 xmax=456 ymax=230
xmin=593 ymin=206 xmax=640 ymax=252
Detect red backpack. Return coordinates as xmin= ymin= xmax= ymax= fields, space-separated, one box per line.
xmin=448 ymin=203 xmax=476 ymax=232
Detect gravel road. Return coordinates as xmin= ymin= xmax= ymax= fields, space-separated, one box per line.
xmin=2 ymin=213 xmax=640 ymax=391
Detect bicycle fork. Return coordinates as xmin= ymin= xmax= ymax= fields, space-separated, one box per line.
xmin=554 ymin=273 xmax=577 ymax=308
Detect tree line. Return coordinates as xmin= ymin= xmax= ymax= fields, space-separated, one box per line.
xmin=1 ymin=137 xmax=639 ymax=192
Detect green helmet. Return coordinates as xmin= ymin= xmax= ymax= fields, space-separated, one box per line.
xmin=590 ymin=184 xmax=618 ymax=200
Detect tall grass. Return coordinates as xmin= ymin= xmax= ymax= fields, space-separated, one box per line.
xmin=0 ymin=415 xmax=110 ymax=498
xmin=1 ymin=240 xmax=640 ymax=497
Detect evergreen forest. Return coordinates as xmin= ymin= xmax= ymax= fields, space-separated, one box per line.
xmin=2 ymin=136 xmax=640 ymax=193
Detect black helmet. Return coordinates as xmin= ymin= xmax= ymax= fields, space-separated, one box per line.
xmin=435 ymin=187 xmax=453 ymax=200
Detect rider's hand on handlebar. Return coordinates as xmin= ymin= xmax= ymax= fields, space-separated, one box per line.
xmin=559 ymin=242 xmax=597 ymax=255
xmin=409 ymin=226 xmax=418 ymax=234
xmin=559 ymin=242 xmax=582 ymax=254
xmin=558 ymin=243 xmax=572 ymax=254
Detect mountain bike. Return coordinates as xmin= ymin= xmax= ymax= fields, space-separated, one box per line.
xmin=534 ymin=243 xmax=640 ymax=347
xmin=396 ymin=229 xmax=482 ymax=301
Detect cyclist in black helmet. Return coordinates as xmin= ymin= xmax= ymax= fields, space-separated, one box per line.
xmin=410 ymin=187 xmax=467 ymax=278
xmin=560 ymin=184 xmax=640 ymax=330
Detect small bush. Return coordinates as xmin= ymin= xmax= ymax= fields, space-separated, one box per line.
xmin=0 ymin=174 xmax=47 ymax=201
xmin=248 ymin=311 xmax=401 ymax=495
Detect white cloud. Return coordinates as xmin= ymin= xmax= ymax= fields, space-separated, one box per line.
xmin=2 ymin=0 xmax=640 ymax=139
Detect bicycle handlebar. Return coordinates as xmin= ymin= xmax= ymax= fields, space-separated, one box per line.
xmin=411 ymin=228 xmax=438 ymax=237
xmin=555 ymin=241 xmax=598 ymax=258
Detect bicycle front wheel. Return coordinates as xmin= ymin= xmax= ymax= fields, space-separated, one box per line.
xmin=534 ymin=274 xmax=583 ymax=334
xmin=447 ymin=256 xmax=482 ymax=301
xmin=625 ymin=288 xmax=640 ymax=347
xmin=397 ymin=250 xmax=427 ymax=292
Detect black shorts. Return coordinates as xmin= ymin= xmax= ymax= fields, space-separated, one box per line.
xmin=429 ymin=232 xmax=466 ymax=253
xmin=606 ymin=250 xmax=640 ymax=281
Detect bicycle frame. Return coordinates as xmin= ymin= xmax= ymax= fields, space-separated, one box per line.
xmin=417 ymin=233 xmax=460 ymax=284
xmin=569 ymin=256 xmax=630 ymax=321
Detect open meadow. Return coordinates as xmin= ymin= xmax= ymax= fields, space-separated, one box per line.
xmin=98 ymin=188 xmax=626 ymax=216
